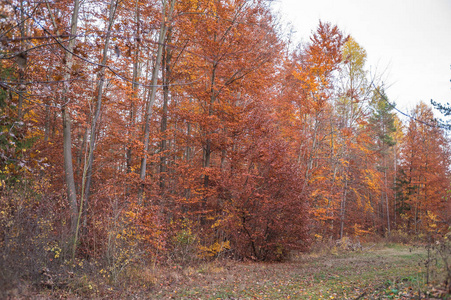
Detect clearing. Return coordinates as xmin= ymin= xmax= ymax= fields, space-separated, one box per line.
xmin=141 ymin=244 xmax=448 ymax=299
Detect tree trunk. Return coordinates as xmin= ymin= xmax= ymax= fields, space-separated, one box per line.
xmin=17 ymin=0 xmax=26 ymax=121
xmin=82 ymin=0 xmax=118 ymax=213
xmin=138 ymin=0 xmax=175 ymax=204
xmin=61 ymin=0 xmax=80 ymax=238
xmin=340 ymin=172 xmax=348 ymax=239
xmin=384 ymin=169 xmax=390 ymax=235
xmin=393 ymin=143 xmax=397 ymax=228
xmin=72 ymin=0 xmax=118 ymax=258
xmin=63 ymin=107 xmax=78 ymax=235
xmin=126 ymin=0 xmax=141 ymax=178
xmin=160 ymin=28 xmax=172 ymax=190
xmin=44 ymin=105 xmax=50 ymax=142
xmin=204 ymin=61 xmax=217 ymax=188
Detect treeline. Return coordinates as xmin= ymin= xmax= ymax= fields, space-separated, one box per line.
xmin=0 ymin=0 xmax=449 ymax=272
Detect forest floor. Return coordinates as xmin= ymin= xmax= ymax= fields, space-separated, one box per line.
xmin=19 ymin=243 xmax=451 ymax=299
xmin=143 ymin=244 xmax=448 ymax=299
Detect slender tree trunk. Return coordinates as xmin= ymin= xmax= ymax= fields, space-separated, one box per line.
xmin=160 ymin=28 xmax=172 ymax=190
xmin=61 ymin=0 xmax=80 ymax=238
xmin=82 ymin=0 xmax=118 ymax=210
xmin=304 ymin=111 xmax=319 ymax=190
xmin=185 ymin=112 xmax=192 ymax=163
xmin=384 ymin=169 xmax=390 ymax=235
xmin=126 ymin=0 xmax=141 ymax=178
xmin=184 ymin=114 xmax=192 ymax=202
xmin=45 ymin=0 xmax=59 ymax=143
xmin=63 ymin=107 xmax=78 ymax=234
xmin=44 ymin=105 xmax=50 ymax=142
xmin=52 ymin=110 xmax=57 ymax=138
xmin=204 ymin=62 xmax=217 ymax=187
xmin=76 ymin=127 xmax=87 ymax=187
xmin=72 ymin=0 xmax=118 ymax=258
xmin=126 ymin=1 xmax=140 ymax=176
xmin=138 ymin=0 xmax=175 ymax=203
xmin=393 ymin=143 xmax=397 ymax=227
xmin=340 ymin=172 xmax=348 ymax=239
xmin=17 ymin=0 xmax=26 ymax=121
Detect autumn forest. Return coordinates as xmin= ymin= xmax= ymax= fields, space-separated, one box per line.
xmin=1 ymin=0 xmax=450 ymax=296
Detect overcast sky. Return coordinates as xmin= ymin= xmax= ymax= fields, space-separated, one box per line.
xmin=273 ymin=0 xmax=451 ymax=113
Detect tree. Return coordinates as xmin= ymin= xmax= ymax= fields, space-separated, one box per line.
xmin=369 ymin=86 xmax=397 ymax=234
xmin=282 ymin=23 xmax=347 ymax=239
xmin=74 ymin=0 xmax=120 ymax=258
xmin=218 ymin=103 xmax=309 ymax=260
xmin=60 ymin=0 xmax=81 ymax=239
xmin=335 ymin=36 xmax=372 ymax=239
xmin=398 ymin=102 xmax=450 ymax=235
xmin=293 ymin=22 xmax=346 ymax=184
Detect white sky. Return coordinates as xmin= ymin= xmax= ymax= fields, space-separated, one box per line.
xmin=273 ymin=0 xmax=451 ymax=113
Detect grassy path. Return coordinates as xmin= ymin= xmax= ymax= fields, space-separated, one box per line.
xmin=147 ymin=245 xmax=443 ymax=299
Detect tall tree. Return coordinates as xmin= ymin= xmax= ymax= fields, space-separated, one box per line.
xmin=399 ymin=102 xmax=450 ymax=235
xmin=61 ymin=0 xmax=81 ymax=238
xmin=75 ymin=0 xmax=120 ymax=256
xmin=369 ymin=87 xmax=397 ymax=234
xmin=293 ymin=22 xmax=346 ymax=185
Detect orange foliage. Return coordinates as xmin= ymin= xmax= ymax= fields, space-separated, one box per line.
xmin=1 ymin=0 xmax=449 ymax=270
